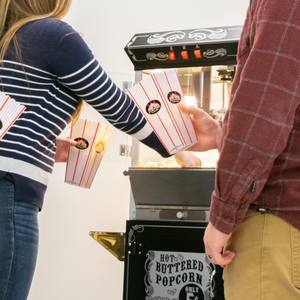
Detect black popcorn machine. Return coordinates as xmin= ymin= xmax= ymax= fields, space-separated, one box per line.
xmin=90 ymin=25 xmax=242 ymax=300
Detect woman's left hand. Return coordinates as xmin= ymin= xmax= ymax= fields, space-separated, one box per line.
xmin=55 ymin=136 xmax=77 ymax=162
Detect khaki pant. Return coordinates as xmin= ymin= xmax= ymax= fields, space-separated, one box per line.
xmin=223 ymin=210 xmax=300 ymax=300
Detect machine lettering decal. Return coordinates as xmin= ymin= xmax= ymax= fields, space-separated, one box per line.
xmin=147 ymin=31 xmax=185 ymax=44
xmin=203 ymin=48 xmax=227 ymax=58
xmin=189 ymin=29 xmax=228 ymax=41
xmin=146 ymin=52 xmax=169 ymax=61
xmin=144 ymin=251 xmax=215 ymax=300
xmin=167 ymin=91 xmax=182 ymax=104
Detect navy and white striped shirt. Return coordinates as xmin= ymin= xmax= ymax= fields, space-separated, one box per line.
xmin=0 ymin=18 xmax=168 ymax=209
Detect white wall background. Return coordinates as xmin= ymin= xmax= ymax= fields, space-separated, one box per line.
xmin=29 ymin=1 xmax=250 ymax=299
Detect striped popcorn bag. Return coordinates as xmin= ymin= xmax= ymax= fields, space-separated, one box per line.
xmin=65 ymin=119 xmax=114 ymax=189
xmin=0 ymin=91 xmax=26 ymax=139
xmin=127 ymin=69 xmax=197 ymax=155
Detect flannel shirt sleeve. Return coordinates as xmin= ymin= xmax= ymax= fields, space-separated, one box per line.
xmin=210 ymin=2 xmax=300 ymax=233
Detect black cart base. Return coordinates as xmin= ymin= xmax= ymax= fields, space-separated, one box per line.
xmin=123 ymin=220 xmax=225 ymax=300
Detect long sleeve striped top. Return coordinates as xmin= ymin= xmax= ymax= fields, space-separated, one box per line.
xmin=0 ymin=18 xmax=168 ymax=209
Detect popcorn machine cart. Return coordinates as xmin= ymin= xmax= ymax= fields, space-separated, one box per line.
xmin=90 ymin=25 xmax=242 ymax=300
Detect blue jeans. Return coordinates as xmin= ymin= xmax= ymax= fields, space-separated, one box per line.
xmin=0 ymin=174 xmax=39 ymax=300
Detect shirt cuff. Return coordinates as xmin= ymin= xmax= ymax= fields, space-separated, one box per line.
xmin=209 ymin=191 xmax=249 ymax=234
xmin=140 ymin=132 xmax=171 ymax=158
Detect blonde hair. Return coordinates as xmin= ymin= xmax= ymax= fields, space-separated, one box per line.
xmin=0 ymin=0 xmax=84 ymax=125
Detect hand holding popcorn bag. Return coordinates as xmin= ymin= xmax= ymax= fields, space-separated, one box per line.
xmin=65 ymin=119 xmax=114 ymax=189
xmin=127 ymin=69 xmax=197 ymax=155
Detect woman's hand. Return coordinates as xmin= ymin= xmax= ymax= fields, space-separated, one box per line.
xmin=174 ymin=151 xmax=202 ymax=167
xmin=178 ymin=103 xmax=222 ymax=151
xmin=55 ymin=137 xmax=77 ymax=163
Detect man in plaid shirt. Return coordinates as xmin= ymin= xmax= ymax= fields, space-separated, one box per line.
xmin=180 ymin=0 xmax=300 ymax=299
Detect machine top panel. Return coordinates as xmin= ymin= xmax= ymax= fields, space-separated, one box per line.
xmin=124 ymin=25 xmax=243 ymax=70
xmin=126 ymin=26 xmax=242 ymax=49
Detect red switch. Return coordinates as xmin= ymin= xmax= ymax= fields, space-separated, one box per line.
xmin=194 ymin=49 xmax=202 ymax=58
xmin=169 ymin=52 xmax=176 ymax=60
xmin=181 ymin=51 xmax=189 ymax=59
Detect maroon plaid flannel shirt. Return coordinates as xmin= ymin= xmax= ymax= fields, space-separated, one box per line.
xmin=210 ymin=0 xmax=300 ymax=234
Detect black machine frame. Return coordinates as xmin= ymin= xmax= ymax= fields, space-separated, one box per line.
xmin=124 ymin=26 xmax=242 ymax=70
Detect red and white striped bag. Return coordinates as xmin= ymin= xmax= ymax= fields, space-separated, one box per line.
xmin=65 ymin=119 xmax=114 ymax=189
xmin=127 ymin=69 xmax=197 ymax=155
xmin=0 ymin=91 xmax=26 ymax=139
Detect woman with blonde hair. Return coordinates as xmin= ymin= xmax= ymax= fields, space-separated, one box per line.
xmin=0 ymin=0 xmax=168 ymax=298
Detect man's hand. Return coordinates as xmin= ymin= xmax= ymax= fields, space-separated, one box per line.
xmin=55 ymin=137 xmax=77 ymax=163
xmin=203 ymin=222 xmax=235 ymax=268
xmin=178 ymin=103 xmax=222 ymax=152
